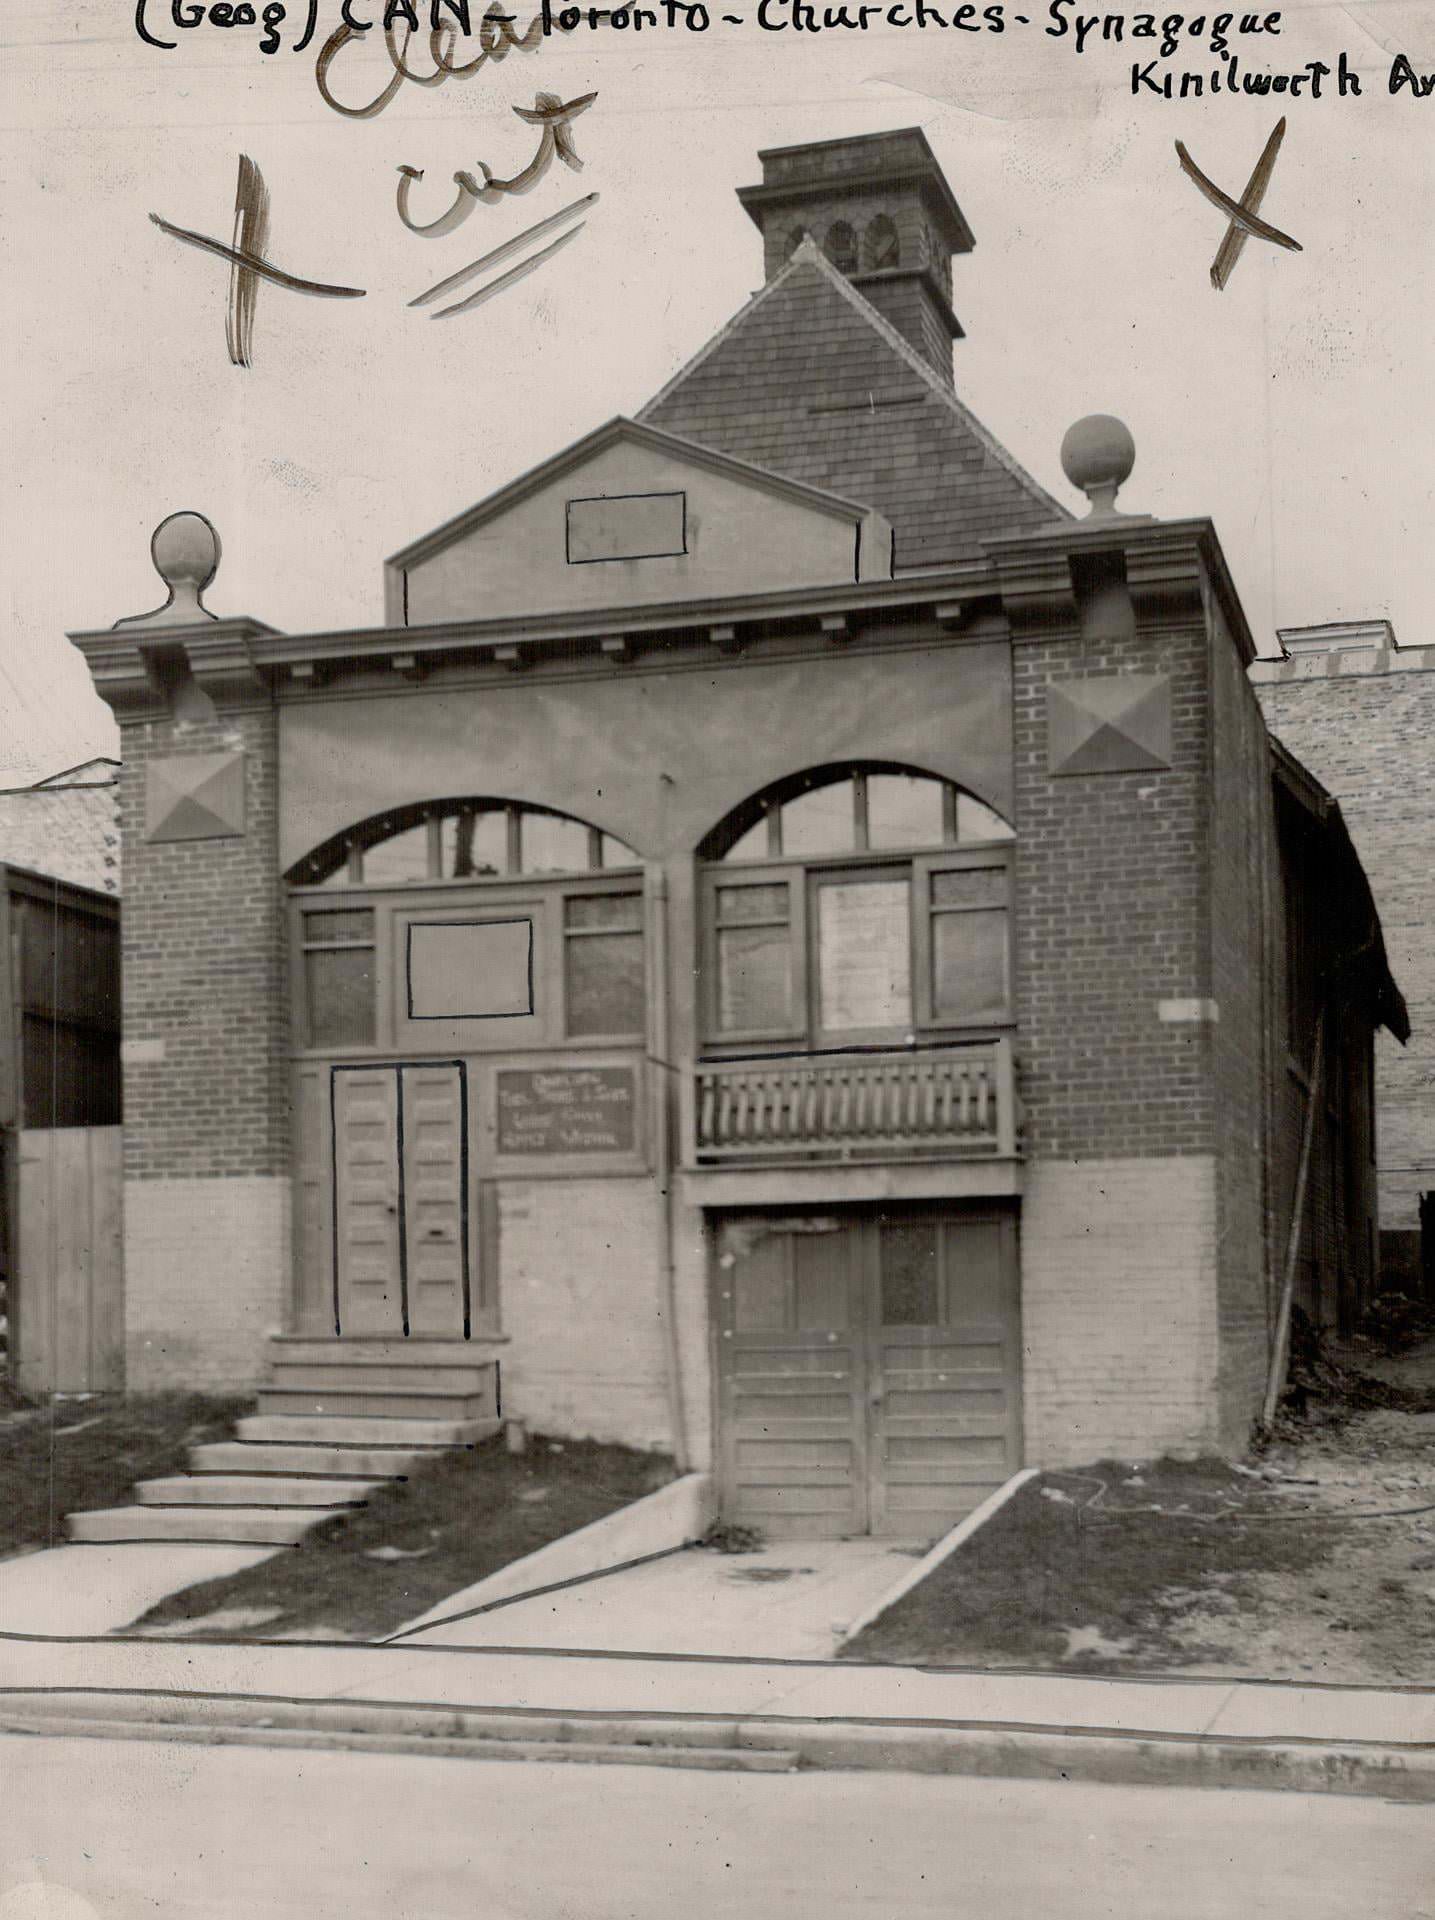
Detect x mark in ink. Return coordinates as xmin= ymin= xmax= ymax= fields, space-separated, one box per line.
xmin=152 ymin=155 xmax=366 ymax=367
xmin=1175 ymin=118 xmax=1303 ymax=290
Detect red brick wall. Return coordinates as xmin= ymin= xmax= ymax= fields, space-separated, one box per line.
xmin=1010 ymin=614 xmax=1213 ymax=1162
xmin=118 ymin=709 xmax=290 ymax=1182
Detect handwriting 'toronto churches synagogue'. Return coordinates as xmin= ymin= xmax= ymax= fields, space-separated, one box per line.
xmin=71 ymin=129 xmax=1426 ymax=1539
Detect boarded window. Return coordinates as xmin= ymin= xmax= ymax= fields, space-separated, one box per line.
xmin=407 ymin=919 xmax=533 ymax=1020
xmin=817 ymin=877 xmax=912 ymax=1034
xmin=566 ymin=491 xmax=686 ymax=563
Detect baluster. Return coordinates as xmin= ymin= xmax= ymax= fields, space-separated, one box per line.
xmin=920 ymin=1061 xmax=936 ymax=1136
xmin=976 ymin=1066 xmax=991 ymax=1135
xmin=699 ymin=1072 xmax=715 ymax=1149
xmin=936 ymin=1062 xmax=954 ymax=1135
xmin=734 ymin=1073 xmax=750 ymax=1140
xmin=838 ymin=1067 xmax=853 ymax=1136
xmin=958 ymin=1066 xmax=972 ymax=1133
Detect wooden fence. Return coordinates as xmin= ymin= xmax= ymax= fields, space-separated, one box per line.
xmin=12 ymin=1126 xmax=123 ymax=1393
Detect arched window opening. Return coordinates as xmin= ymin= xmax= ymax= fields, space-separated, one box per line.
xmin=824 ymin=220 xmax=858 ymax=274
xmin=701 ymin=766 xmax=1012 ymax=863
xmin=699 ymin=765 xmax=1013 ymax=1050
xmin=864 ymin=214 xmax=900 ymax=271
xmin=291 ymin=800 xmax=646 ymax=1054
xmin=291 ymin=799 xmax=639 ymax=890
xmin=785 ymin=224 xmax=808 ymax=260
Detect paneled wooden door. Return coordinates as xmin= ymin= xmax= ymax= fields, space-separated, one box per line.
xmin=330 ymin=1061 xmax=471 ymax=1337
xmin=715 ymin=1206 xmax=1021 ymax=1539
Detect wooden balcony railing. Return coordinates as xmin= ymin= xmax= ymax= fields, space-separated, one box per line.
xmin=685 ymin=1040 xmax=1019 ymax=1166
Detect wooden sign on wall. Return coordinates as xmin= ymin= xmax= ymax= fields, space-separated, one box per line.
xmin=495 ymin=1065 xmax=638 ymax=1156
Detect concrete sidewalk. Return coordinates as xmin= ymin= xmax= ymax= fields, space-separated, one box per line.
xmin=1 ymin=1627 xmax=1431 ymax=1800
xmin=392 ymin=1539 xmax=918 ymax=1657
xmin=0 ymin=1543 xmax=280 ymax=1635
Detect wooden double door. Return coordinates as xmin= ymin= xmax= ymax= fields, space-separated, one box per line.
xmin=330 ymin=1062 xmax=472 ymax=1337
xmin=715 ymin=1205 xmax=1021 ymax=1539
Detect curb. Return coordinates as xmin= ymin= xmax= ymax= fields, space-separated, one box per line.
xmin=2 ymin=1690 xmax=1430 ymax=1801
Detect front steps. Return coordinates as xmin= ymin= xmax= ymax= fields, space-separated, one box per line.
xmin=66 ymin=1338 xmax=503 ymax=1549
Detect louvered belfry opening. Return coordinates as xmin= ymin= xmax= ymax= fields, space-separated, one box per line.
xmin=735 ymin=127 xmax=974 ymax=388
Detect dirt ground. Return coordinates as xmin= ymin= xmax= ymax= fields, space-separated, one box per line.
xmin=1169 ymin=1339 xmax=1435 ymax=1684
xmin=844 ymin=1325 xmax=1435 ymax=1681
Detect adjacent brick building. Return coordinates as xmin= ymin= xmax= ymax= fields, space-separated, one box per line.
xmin=70 ymin=129 xmax=1406 ymax=1534
xmin=1252 ymin=625 xmax=1435 ymax=1297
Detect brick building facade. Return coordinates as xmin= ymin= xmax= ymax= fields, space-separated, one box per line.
xmin=1252 ymin=625 xmax=1435 ymax=1296
xmin=70 ymin=129 xmax=1405 ymax=1534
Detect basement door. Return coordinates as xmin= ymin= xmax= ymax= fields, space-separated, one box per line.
xmin=715 ymin=1207 xmax=1020 ymax=1539
xmin=330 ymin=1062 xmax=471 ymax=1337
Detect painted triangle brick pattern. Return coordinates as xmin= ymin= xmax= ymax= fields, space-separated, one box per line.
xmin=1047 ymin=675 xmax=1173 ymax=777
xmin=144 ymin=750 xmax=247 ymax=842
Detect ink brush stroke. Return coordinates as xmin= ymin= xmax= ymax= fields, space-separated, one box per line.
xmin=149 ymin=214 xmax=367 ymax=298
xmin=431 ymin=222 xmax=586 ymax=319
xmin=409 ymin=192 xmax=599 ymax=309
xmin=1174 ymin=140 xmax=1303 ymax=254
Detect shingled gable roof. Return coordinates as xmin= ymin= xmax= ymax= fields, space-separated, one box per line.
xmin=639 ymin=237 xmax=1069 ymax=572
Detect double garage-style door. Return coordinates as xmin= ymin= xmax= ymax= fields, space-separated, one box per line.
xmin=715 ymin=1206 xmax=1021 ymax=1539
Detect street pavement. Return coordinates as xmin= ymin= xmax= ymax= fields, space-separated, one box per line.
xmin=1 ymin=1729 xmax=1430 ymax=1920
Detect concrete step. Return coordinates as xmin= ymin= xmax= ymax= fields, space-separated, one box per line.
xmin=266 ymin=1363 xmax=494 ymax=1396
xmin=255 ymin=1389 xmax=496 ymax=1421
xmin=268 ymin=1338 xmax=503 ymax=1368
xmin=236 ymin=1414 xmax=499 ymax=1447
xmin=189 ymin=1441 xmax=427 ymax=1477
xmin=66 ymin=1506 xmax=342 ymax=1546
xmin=135 ymin=1475 xmax=378 ymax=1509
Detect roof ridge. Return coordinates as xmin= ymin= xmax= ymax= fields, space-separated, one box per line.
xmin=640 ymin=237 xmax=1071 ymax=526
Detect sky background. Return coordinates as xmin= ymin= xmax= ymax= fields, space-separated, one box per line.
xmin=4 ymin=0 xmax=1433 ymax=781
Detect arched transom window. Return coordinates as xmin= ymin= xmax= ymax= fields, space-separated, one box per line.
xmin=290 ymin=800 xmax=644 ymax=1054
xmin=699 ymin=766 xmax=1013 ymax=1050
xmin=294 ymin=799 xmax=638 ymax=889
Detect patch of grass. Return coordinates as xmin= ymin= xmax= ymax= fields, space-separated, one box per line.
xmin=840 ymin=1457 xmax=1337 ymax=1671
xmin=134 ymin=1435 xmax=676 ymax=1641
xmin=0 ymin=1394 xmax=251 ymax=1559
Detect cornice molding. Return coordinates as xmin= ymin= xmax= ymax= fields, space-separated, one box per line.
xmin=68 ymin=617 xmax=279 ymax=719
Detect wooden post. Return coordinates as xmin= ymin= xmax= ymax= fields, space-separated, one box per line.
xmin=1261 ymin=1009 xmax=1326 ymax=1429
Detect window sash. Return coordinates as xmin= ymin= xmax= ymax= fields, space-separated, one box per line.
xmin=702 ymin=866 xmax=807 ymax=1041
xmin=913 ymin=850 xmax=1013 ymax=1029
xmin=561 ymin=885 xmax=646 ymax=1039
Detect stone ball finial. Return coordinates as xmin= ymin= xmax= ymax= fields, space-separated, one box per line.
xmin=1060 ymin=414 xmax=1136 ymax=519
xmin=152 ymin=511 xmax=220 ymax=600
xmin=112 ymin=511 xmax=222 ymax=630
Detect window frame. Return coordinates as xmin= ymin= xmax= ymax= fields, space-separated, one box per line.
xmin=912 ymin=848 xmax=1015 ymax=1032
xmin=701 ymin=863 xmax=809 ymax=1045
xmin=291 ymin=868 xmax=647 ymax=1057
xmin=699 ymin=841 xmax=1014 ymax=1054
xmin=558 ymin=877 xmax=648 ymax=1045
